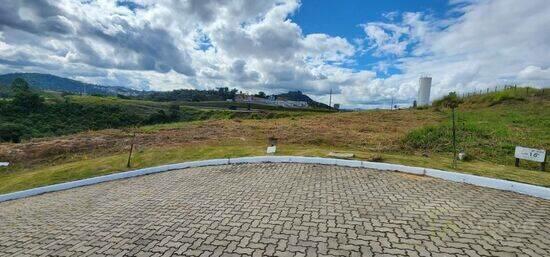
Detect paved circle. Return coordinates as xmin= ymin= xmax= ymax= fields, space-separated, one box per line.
xmin=1 ymin=163 xmax=549 ymax=257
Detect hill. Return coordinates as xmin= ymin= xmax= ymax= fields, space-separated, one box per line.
xmin=1 ymin=86 xmax=549 ymax=194
xmin=0 ymin=73 xmax=331 ymax=109
xmin=0 ymin=78 xmax=321 ymax=142
xmin=406 ymin=87 xmax=549 ymax=167
xmin=0 ymin=73 xmax=140 ymax=96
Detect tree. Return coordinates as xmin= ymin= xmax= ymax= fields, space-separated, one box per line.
xmin=0 ymin=123 xmax=26 ymax=143
xmin=440 ymin=92 xmax=461 ymax=109
xmin=10 ymin=78 xmax=45 ymax=112
xmin=168 ymin=104 xmax=181 ymax=120
xmin=255 ymin=91 xmax=267 ymax=98
xmin=440 ymin=92 xmax=462 ymax=167
xmin=146 ymin=110 xmax=171 ymax=124
xmin=11 ymin=78 xmax=31 ymax=93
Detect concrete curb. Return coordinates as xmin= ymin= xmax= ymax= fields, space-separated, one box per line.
xmin=1 ymin=156 xmax=549 ymax=202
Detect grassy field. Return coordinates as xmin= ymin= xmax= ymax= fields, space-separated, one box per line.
xmin=0 ymin=87 xmax=549 ymax=193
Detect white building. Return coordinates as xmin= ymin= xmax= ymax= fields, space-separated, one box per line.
xmin=234 ymin=94 xmax=308 ymax=108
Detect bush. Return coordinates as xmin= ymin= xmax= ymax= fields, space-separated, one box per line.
xmin=0 ymin=123 xmax=26 ymax=143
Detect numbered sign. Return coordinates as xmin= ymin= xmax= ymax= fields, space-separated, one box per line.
xmin=266 ymin=146 xmax=276 ymax=154
xmin=515 ymin=146 xmax=546 ymax=162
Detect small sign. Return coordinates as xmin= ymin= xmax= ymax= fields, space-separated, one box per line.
xmin=266 ymin=146 xmax=276 ymax=154
xmin=515 ymin=146 xmax=546 ymax=162
xmin=0 ymin=162 xmax=9 ymax=167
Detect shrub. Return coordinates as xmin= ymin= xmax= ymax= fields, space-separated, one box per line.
xmin=0 ymin=123 xmax=27 ymax=143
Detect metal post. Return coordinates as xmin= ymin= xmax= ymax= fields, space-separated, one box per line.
xmin=452 ymin=107 xmax=457 ymax=168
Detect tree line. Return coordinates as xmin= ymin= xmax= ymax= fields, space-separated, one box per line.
xmin=0 ymin=78 xmax=187 ymax=143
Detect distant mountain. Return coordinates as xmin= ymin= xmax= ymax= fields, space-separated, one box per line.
xmin=0 ymin=73 xmax=141 ymax=96
xmin=0 ymin=73 xmax=331 ymax=109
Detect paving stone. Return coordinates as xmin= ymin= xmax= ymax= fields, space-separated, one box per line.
xmin=1 ymin=163 xmax=549 ymax=257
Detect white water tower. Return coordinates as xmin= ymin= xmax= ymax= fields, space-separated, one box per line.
xmin=417 ymin=76 xmax=432 ymax=106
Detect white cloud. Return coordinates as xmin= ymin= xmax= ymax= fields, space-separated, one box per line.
xmin=518 ymin=66 xmax=550 ymax=81
xmin=0 ymin=0 xmax=549 ymax=108
xmin=354 ymin=0 xmax=550 ymax=107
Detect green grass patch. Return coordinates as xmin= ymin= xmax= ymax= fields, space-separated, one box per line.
xmin=405 ymin=100 xmax=549 ymax=167
xmin=0 ymin=142 xmax=265 ymax=194
xmin=2 ymin=143 xmax=549 ymax=194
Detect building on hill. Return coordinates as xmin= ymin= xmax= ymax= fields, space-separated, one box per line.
xmin=234 ymin=94 xmax=308 ymax=108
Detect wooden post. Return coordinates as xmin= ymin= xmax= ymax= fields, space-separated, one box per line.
xmin=127 ymin=131 xmax=136 ymax=168
xmin=515 ymin=158 xmax=520 ymax=167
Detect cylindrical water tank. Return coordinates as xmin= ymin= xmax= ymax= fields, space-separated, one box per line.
xmin=417 ymin=76 xmax=432 ymax=106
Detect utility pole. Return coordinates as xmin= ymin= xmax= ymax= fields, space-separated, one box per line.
xmin=329 ymin=88 xmax=332 ymax=108
xmin=391 ymin=97 xmax=394 ymax=110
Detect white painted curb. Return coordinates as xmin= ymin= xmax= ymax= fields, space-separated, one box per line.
xmin=1 ymin=156 xmax=549 ymax=202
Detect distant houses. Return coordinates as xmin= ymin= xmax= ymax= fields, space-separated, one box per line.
xmin=233 ymin=94 xmax=308 ymax=108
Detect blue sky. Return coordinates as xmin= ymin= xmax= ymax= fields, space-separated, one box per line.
xmin=0 ymin=0 xmax=549 ymax=108
xmin=292 ymin=0 xmax=449 ymax=74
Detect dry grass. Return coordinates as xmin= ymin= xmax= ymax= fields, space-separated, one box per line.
xmin=0 ymin=109 xmax=443 ymax=167
xmin=2 ymin=106 xmax=550 ymax=193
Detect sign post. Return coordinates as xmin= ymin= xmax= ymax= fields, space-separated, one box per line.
xmin=514 ymin=146 xmax=547 ymax=171
xmin=267 ymin=137 xmax=277 ymax=155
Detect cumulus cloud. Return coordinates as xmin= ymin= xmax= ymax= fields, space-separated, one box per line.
xmin=0 ymin=0 xmax=358 ymax=94
xmin=353 ymin=0 xmax=550 ymax=106
xmin=518 ymin=66 xmax=550 ymax=81
xmin=0 ymin=0 xmax=549 ymax=107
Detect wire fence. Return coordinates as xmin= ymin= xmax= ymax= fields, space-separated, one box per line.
xmin=459 ymin=85 xmax=548 ymax=99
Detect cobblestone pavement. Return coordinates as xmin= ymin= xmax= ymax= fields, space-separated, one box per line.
xmin=1 ymin=163 xmax=549 ymax=257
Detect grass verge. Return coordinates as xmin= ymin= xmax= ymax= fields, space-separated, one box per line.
xmin=1 ymin=142 xmax=549 ymax=194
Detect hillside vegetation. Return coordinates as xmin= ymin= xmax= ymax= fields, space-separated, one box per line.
xmin=0 ymin=86 xmax=548 ymax=193
xmin=0 ymin=73 xmax=138 ymax=95
xmin=0 ymin=73 xmax=331 ymax=109
xmin=405 ymin=87 xmax=549 ymax=167
xmin=0 ymin=79 xmax=320 ymax=142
